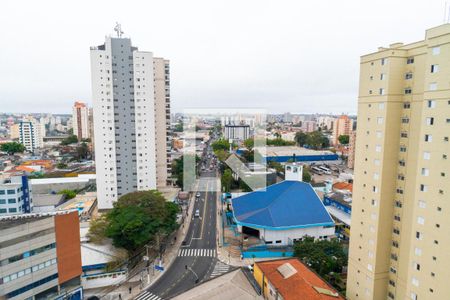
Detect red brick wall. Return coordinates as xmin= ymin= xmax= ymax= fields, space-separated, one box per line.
xmin=55 ymin=211 xmax=82 ymax=284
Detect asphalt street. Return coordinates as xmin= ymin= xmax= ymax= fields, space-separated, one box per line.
xmin=135 ymin=147 xmax=225 ymax=300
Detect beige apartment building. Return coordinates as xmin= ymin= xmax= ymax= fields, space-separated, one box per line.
xmin=333 ymin=115 xmax=353 ymax=145
xmin=153 ymin=57 xmax=172 ymax=188
xmin=347 ymin=24 xmax=450 ymax=300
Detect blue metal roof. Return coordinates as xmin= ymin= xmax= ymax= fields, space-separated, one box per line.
xmin=231 ymin=181 xmax=334 ymax=229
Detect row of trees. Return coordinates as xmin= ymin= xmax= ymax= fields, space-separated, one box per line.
xmin=88 ymin=190 xmax=179 ymax=253
xmin=294 ymin=131 xmax=330 ymax=150
xmin=0 ymin=142 xmax=25 ymax=155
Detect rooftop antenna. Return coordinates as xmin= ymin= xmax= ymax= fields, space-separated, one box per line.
xmin=114 ymin=22 xmax=124 ymax=38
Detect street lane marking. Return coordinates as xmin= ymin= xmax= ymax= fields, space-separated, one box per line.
xmin=210 ymin=261 xmax=231 ymax=278
xmin=178 ymin=248 xmax=216 ymax=257
xmin=134 ymin=291 xmax=162 ymax=300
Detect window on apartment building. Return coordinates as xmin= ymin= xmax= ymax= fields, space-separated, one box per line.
xmin=379 ymin=88 xmax=385 ymax=95
xmin=403 ymin=102 xmax=411 ymax=109
xmin=370 ymin=75 xmax=373 ymax=80
xmin=377 ymin=117 xmax=384 ymax=124
xmin=416 ymin=232 xmax=423 ymax=240
xmin=381 ymin=58 xmax=387 ymax=65
xmin=427 ymin=100 xmax=436 ymax=108
xmin=375 ymin=145 xmax=382 ymax=152
xmin=405 ymin=88 xmax=412 ymax=94
xmin=432 ymin=46 xmax=440 ymax=55
xmin=420 ymin=184 xmax=428 ymax=192
xmin=401 ymin=132 xmax=408 ymax=138
xmin=388 ymin=292 xmax=395 ymax=299
xmin=402 ymin=117 xmax=409 ymax=124
xmin=395 ymin=200 xmax=402 ymax=208
xmin=429 ymin=82 xmax=437 ymax=91
xmin=421 ymin=168 xmax=429 ymax=176
xmin=405 ymin=72 xmax=413 ymax=79
xmin=380 ymin=73 xmax=385 ymax=80
xmin=396 ymin=188 xmax=403 ymax=194
xmin=415 ymin=247 xmax=422 ymax=256
xmin=400 ymin=146 xmax=407 ymax=152
xmin=417 ymin=216 xmax=425 ymax=225
xmin=407 ymin=57 xmax=414 ymax=64
xmin=390 ymin=267 xmax=397 ymax=274
xmin=431 ymin=64 xmax=439 ymax=73
xmin=425 ymin=134 xmax=432 ymax=142
xmin=378 ymin=102 xmax=385 ymax=109
xmin=399 ymin=160 xmax=406 ymax=166
xmin=426 ymin=117 xmax=434 ymax=125
xmin=412 ymin=277 xmax=419 ymax=287
xmin=371 ymin=199 xmax=377 ymax=206
xmin=393 ymin=228 xmax=400 ymax=234
xmin=423 ymin=152 xmax=431 ymax=160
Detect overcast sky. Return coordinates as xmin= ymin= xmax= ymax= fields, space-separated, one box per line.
xmin=0 ymin=0 xmax=446 ymax=115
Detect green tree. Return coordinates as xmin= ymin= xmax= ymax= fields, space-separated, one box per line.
xmin=75 ymin=142 xmax=89 ymax=160
xmin=212 ymin=139 xmax=230 ymax=152
xmin=338 ymin=134 xmax=350 ymax=145
xmin=105 ymin=190 xmax=179 ymax=252
xmin=294 ymin=237 xmax=347 ymax=279
xmin=0 ymin=142 xmax=26 ymax=155
xmin=241 ymin=150 xmax=254 ymax=163
xmin=306 ymin=131 xmax=330 ymax=150
xmin=294 ymin=132 xmax=308 ymax=146
xmin=302 ymin=166 xmax=312 ymax=182
xmin=268 ymin=161 xmax=284 ymax=173
xmin=58 ymin=189 xmax=77 ymax=200
xmin=267 ymin=138 xmax=296 ymax=146
xmin=221 ymin=169 xmax=233 ymax=192
xmin=56 ymin=162 xmax=68 ymax=169
xmin=174 ymin=122 xmax=183 ymax=132
xmin=243 ymin=138 xmax=254 ymax=150
xmin=60 ymin=135 xmax=78 ymax=145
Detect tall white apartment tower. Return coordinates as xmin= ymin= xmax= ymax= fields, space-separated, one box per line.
xmin=90 ymin=30 xmax=170 ymax=210
xmin=19 ymin=121 xmax=43 ymax=152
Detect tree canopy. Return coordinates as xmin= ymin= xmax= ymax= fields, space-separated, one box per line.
xmin=221 ymin=169 xmax=233 ymax=192
xmin=212 ymin=139 xmax=230 ymax=152
xmin=104 ymin=190 xmax=179 ymax=251
xmin=295 ymin=131 xmax=330 ymax=150
xmin=172 ymin=154 xmax=200 ymax=188
xmin=58 ymin=189 xmax=76 ymax=200
xmin=294 ymin=237 xmax=347 ymax=278
xmin=0 ymin=142 xmax=26 ymax=155
xmin=60 ymin=135 xmax=78 ymax=145
xmin=267 ymin=138 xmax=296 ymax=146
xmin=338 ymin=135 xmax=350 ymax=145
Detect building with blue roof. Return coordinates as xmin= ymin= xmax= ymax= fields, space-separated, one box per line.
xmin=231 ymin=164 xmax=335 ymax=246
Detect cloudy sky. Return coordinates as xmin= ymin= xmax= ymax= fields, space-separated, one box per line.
xmin=0 ymin=0 xmax=446 ymax=114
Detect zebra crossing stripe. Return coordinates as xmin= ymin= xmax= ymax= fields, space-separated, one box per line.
xmin=135 ymin=291 xmax=162 ymax=300
xmin=178 ymin=248 xmax=216 ymax=257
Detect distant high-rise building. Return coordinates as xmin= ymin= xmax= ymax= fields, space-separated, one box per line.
xmin=19 ymin=121 xmax=43 ymax=152
xmin=90 ymin=30 xmax=171 ymax=210
xmin=88 ymin=107 xmax=95 ymax=157
xmin=72 ymin=101 xmax=90 ymax=140
xmin=347 ymin=24 xmax=450 ymax=300
xmin=301 ymin=120 xmax=317 ymax=133
xmin=332 ymin=115 xmax=353 ymax=145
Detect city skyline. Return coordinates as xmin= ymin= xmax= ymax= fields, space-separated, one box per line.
xmin=1 ymin=0 xmax=446 ymax=114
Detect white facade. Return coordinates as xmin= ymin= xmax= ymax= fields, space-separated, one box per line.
xmin=224 ymin=124 xmax=250 ymax=141
xmin=19 ymin=121 xmax=43 ymax=152
xmin=72 ymin=101 xmax=90 ymax=140
xmin=0 ymin=176 xmax=33 ymax=215
xmin=91 ymin=35 xmax=170 ymax=210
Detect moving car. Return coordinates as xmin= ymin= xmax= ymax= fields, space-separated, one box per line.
xmin=194 ymin=209 xmax=200 ymax=218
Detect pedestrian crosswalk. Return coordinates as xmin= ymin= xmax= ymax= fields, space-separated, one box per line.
xmin=135 ymin=291 xmax=162 ymax=300
xmin=210 ymin=261 xmax=230 ymax=278
xmin=178 ymin=248 xmax=216 ymax=257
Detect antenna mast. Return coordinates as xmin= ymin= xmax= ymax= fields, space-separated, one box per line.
xmin=114 ymin=22 xmax=124 ymax=38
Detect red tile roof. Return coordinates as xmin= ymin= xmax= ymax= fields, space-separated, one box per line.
xmin=332 ymin=182 xmax=353 ymax=193
xmin=256 ymin=258 xmax=344 ymax=300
